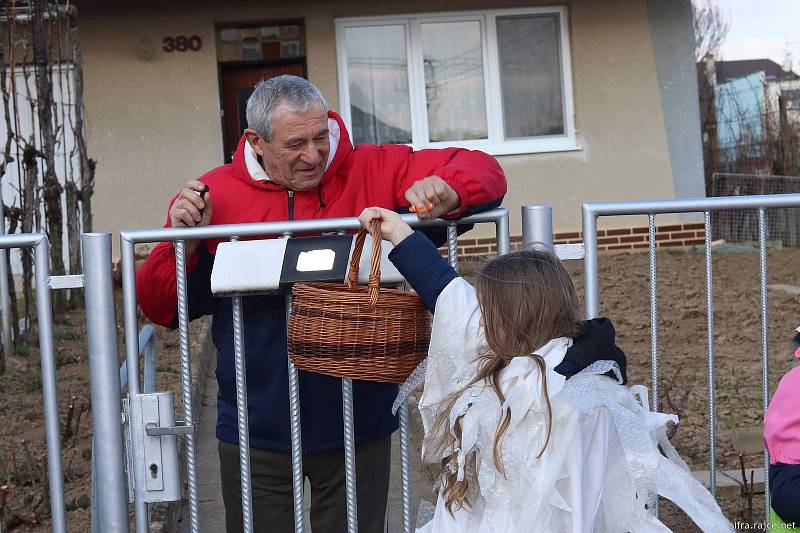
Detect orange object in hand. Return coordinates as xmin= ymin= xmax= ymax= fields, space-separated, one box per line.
xmin=409 ymin=203 xmax=434 ymax=214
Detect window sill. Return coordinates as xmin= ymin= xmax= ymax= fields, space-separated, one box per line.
xmin=411 ymin=138 xmax=583 ymax=157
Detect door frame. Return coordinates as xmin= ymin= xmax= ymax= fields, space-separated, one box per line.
xmin=217 ymin=58 xmax=308 ymax=163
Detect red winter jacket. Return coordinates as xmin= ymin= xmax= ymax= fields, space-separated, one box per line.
xmin=136 ymin=111 xmax=506 ymax=453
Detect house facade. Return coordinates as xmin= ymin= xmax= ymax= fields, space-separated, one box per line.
xmin=69 ymin=0 xmax=702 ymax=246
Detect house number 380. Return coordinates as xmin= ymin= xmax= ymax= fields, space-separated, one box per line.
xmin=162 ymin=36 xmax=202 ymax=53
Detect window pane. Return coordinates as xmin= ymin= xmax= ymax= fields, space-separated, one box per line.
xmin=421 ymin=21 xmax=488 ymax=142
xmin=497 ymin=15 xmax=564 ymax=138
xmin=344 ymin=25 xmax=412 ymax=144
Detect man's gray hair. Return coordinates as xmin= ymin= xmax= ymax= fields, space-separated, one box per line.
xmin=246 ymin=75 xmax=328 ymax=140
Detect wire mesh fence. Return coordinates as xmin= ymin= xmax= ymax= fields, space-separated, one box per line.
xmin=710 ymin=173 xmax=800 ymax=246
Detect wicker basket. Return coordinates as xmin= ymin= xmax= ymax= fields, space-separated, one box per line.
xmin=288 ymin=221 xmax=430 ymax=383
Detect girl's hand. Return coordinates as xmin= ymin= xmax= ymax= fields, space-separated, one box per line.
xmin=358 ymin=207 xmax=413 ymax=245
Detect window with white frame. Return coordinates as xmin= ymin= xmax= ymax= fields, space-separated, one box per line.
xmin=335 ymin=7 xmax=578 ymax=156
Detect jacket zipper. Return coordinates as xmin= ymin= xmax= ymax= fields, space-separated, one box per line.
xmin=287 ymin=190 xmax=295 ymax=221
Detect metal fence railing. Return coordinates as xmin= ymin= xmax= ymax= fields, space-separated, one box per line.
xmin=103 ymin=209 xmax=510 ymax=533
xmin=11 ymin=197 xmax=798 ymax=530
xmin=0 ymin=232 xmax=105 ymax=533
xmin=0 ymin=233 xmax=67 ymax=532
xmin=582 ymin=192 xmax=800 ymax=525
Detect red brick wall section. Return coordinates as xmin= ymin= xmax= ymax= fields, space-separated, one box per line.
xmin=441 ymin=223 xmax=707 ymax=258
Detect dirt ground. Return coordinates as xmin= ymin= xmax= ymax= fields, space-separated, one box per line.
xmin=579 ymin=246 xmax=800 ymax=530
xmin=0 ymin=294 xmax=186 ymax=532
xmin=1 ymin=247 xmax=798 ymax=531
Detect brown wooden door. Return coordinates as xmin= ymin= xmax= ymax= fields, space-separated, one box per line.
xmin=219 ymin=61 xmax=306 ymax=162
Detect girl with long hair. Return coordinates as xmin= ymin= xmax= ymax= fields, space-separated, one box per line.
xmin=359 ymin=207 xmax=732 ymax=532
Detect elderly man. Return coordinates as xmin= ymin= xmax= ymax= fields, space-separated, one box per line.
xmin=137 ymin=75 xmax=506 ymax=533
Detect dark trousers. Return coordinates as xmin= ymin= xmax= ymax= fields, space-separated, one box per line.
xmin=219 ymin=435 xmax=391 ymax=533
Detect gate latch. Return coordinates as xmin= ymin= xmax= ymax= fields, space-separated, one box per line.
xmin=130 ymin=391 xmax=183 ymax=503
xmin=145 ymin=420 xmax=194 ymax=437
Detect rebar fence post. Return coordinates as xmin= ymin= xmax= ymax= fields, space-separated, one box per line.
xmin=447 ymin=225 xmax=459 ymax=270
xmin=758 ymin=208 xmax=770 ymax=525
xmin=287 ymin=297 xmax=306 ymax=531
xmin=704 ymin=212 xmax=717 ymax=499
xmin=648 ymin=214 xmax=660 ymax=518
xmin=342 ymin=377 xmax=358 ymax=533
xmin=398 ymin=402 xmax=413 ymax=533
xmin=83 ymin=233 xmax=130 ymax=532
xmin=175 ymin=240 xmax=200 ymax=533
xmin=521 ymin=204 xmax=554 ymax=250
xmin=227 ymin=234 xmax=254 ymax=533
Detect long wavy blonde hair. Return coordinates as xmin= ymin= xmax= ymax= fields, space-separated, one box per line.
xmin=424 ymin=247 xmax=584 ymax=514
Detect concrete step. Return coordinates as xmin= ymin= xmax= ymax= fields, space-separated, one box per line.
xmin=692 ymin=467 xmax=765 ymax=496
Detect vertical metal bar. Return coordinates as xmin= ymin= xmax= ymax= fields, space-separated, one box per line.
xmin=398 ymin=402 xmax=413 ymax=533
xmin=446 ymin=225 xmax=459 ymax=271
xmin=286 ymin=292 xmax=305 ymax=533
xmin=521 ymin=204 xmax=554 ymax=250
xmin=648 ymin=215 xmax=658 ymax=412
xmin=648 ymin=215 xmax=659 ymax=518
xmin=758 ymin=208 xmax=770 ymax=524
xmin=705 ymin=212 xmax=717 ymax=499
xmin=34 ymin=238 xmax=67 ymax=533
xmin=232 ymin=292 xmax=252 ymax=532
xmin=342 ymin=378 xmax=358 ymax=533
xmin=175 ymin=240 xmax=199 ymax=533
xmin=494 ymin=210 xmax=510 ymax=257
xmin=0 ymin=213 xmax=13 ymax=359
xmin=582 ymin=207 xmax=600 ymax=319
xmin=120 ymin=236 xmax=149 ymax=532
xmin=229 ymin=235 xmax=253 ymax=533
xmin=83 ymin=233 xmax=130 ymax=532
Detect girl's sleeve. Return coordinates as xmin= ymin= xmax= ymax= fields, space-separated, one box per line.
xmin=417 ymin=275 xmax=483 ymax=461
xmin=388 ymin=230 xmax=457 ymax=312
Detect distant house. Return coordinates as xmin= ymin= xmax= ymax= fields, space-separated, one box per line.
xmin=713 ymin=59 xmax=799 ymax=84
xmin=4 ymin=0 xmax=705 ymax=251
xmin=699 ymin=58 xmax=800 ymax=172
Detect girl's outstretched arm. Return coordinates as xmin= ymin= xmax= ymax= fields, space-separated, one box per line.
xmin=359 ymin=207 xmax=458 ymax=312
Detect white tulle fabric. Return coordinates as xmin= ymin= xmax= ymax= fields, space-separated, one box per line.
xmin=413 ymin=278 xmax=733 ymax=533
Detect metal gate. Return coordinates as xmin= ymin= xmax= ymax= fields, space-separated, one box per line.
xmin=581 ymin=192 xmax=800 ymax=524
xmin=84 ymin=210 xmax=510 ymax=533
xmin=0 ymin=232 xmax=127 ymax=533
xmin=0 ymin=233 xmax=66 ymax=532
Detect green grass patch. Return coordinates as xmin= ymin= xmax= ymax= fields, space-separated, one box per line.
xmin=54 ymin=329 xmax=82 ymax=342
xmin=18 ymin=343 xmax=31 ymax=358
xmin=23 ymin=375 xmax=41 ymax=393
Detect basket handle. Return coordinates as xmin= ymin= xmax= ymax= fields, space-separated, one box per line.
xmin=347 ymin=219 xmax=382 ymax=309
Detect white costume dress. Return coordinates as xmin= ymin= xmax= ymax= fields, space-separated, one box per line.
xmin=411 ymin=278 xmax=733 ymax=533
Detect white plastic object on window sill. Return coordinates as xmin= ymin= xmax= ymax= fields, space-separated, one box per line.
xmin=404 ymin=137 xmax=583 ymax=157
